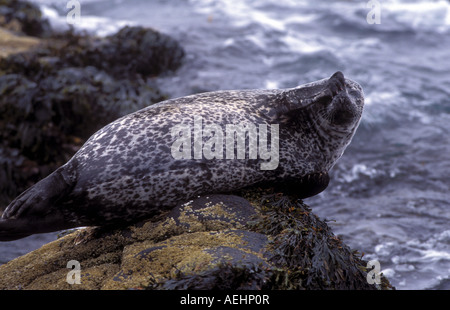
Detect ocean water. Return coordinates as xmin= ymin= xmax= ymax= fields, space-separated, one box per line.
xmin=1 ymin=0 xmax=449 ymax=290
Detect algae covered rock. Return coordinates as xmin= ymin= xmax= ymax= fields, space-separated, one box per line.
xmin=0 ymin=27 xmax=40 ymax=58
xmin=0 ymin=190 xmax=394 ymax=290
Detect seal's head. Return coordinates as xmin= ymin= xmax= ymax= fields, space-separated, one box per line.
xmin=273 ymin=71 xmax=364 ymax=181
xmin=283 ymin=71 xmax=364 ymax=135
xmin=316 ymin=71 xmax=364 ymax=133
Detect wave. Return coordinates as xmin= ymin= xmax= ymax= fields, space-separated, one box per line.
xmin=32 ymin=1 xmax=134 ymax=36
xmin=190 ymin=0 xmax=450 ymax=33
xmin=30 ymin=0 xmax=450 ymax=35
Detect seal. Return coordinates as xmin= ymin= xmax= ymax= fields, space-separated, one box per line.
xmin=0 ymin=71 xmax=364 ymax=241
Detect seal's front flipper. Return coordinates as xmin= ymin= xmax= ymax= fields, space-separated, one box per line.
xmin=272 ymin=172 xmax=330 ymax=199
xmin=297 ymin=172 xmax=330 ymax=199
xmin=2 ymin=165 xmax=75 ymax=220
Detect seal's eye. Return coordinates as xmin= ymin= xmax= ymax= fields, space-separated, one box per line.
xmin=317 ymin=93 xmax=333 ymax=106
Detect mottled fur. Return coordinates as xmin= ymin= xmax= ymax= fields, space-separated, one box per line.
xmin=0 ymin=72 xmax=364 ymax=241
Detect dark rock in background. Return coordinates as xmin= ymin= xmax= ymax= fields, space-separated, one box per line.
xmin=0 ymin=0 xmax=52 ymax=37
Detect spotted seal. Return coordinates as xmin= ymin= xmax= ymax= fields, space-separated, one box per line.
xmin=0 ymin=71 xmax=364 ymax=241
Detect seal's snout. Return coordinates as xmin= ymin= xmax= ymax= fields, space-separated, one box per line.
xmin=331 ymin=93 xmax=356 ymax=125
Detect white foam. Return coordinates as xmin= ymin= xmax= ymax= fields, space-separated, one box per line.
xmin=381 ymin=268 xmax=395 ymax=278
xmin=249 ymin=10 xmax=286 ymax=31
xmin=37 ymin=3 xmax=135 ymax=37
xmin=419 ymin=249 xmax=450 ymax=262
xmin=281 ymin=35 xmax=325 ymax=54
xmin=190 ymin=0 xmax=305 ymax=31
xmin=365 ymin=91 xmax=401 ymax=107
xmin=382 ymin=0 xmax=450 ymax=32
xmin=264 ymin=80 xmax=278 ymax=89
xmin=375 ymin=242 xmax=396 ymax=256
xmin=40 ymin=5 xmax=70 ymax=32
xmin=340 ymin=163 xmax=379 ymax=183
xmin=73 ymin=16 xmax=134 ymax=37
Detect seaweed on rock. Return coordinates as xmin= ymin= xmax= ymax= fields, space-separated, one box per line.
xmin=242 ymin=188 xmax=394 ymax=290
xmin=140 ymin=189 xmax=395 ymax=290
